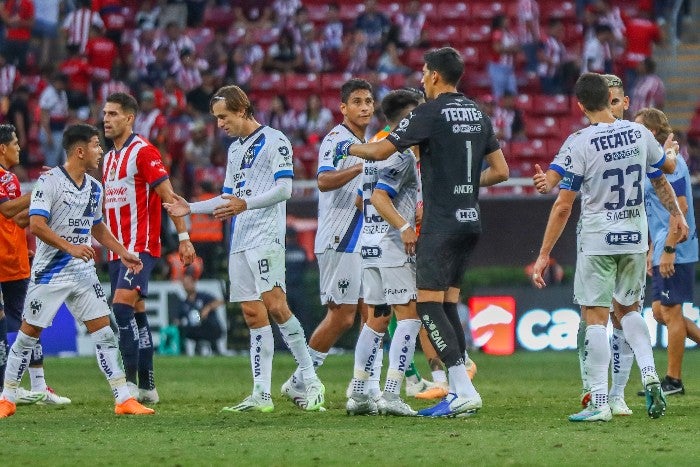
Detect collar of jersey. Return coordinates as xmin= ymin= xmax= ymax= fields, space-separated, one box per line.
xmin=240 ymin=125 xmax=265 ymax=144
xmin=59 ymin=165 xmax=86 ymax=191
xmin=112 ymin=132 xmax=136 ymax=153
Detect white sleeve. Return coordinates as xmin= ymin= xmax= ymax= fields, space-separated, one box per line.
xmin=244 ymin=178 xmax=292 ymax=210
xmin=189 ymin=195 xmax=226 ymax=214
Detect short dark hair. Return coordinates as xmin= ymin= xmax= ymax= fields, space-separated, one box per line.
xmin=106 ymin=92 xmax=139 ymax=115
xmin=424 ymin=47 xmax=464 ymax=87
xmin=210 ymin=85 xmax=253 ymax=118
xmin=340 ymin=78 xmax=373 ymax=104
xmin=381 ymin=89 xmax=422 ymax=124
xmin=0 ymin=124 xmax=16 ymax=145
xmin=62 ymin=123 xmax=100 ymax=152
xmin=574 ymin=73 xmax=610 ymax=112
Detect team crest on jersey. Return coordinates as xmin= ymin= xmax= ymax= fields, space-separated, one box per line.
xmin=108 ymin=165 xmax=116 ymax=181
xmin=242 ymin=134 xmax=266 ymax=169
xmin=29 ymin=299 xmax=43 ymax=315
xmin=337 ymin=278 xmax=350 ymax=296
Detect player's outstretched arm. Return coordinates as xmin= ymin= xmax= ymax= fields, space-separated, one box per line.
xmin=11 ymin=208 xmax=29 ymax=228
xmin=336 ymin=139 xmax=397 ymax=164
xmin=91 ymin=222 xmax=143 ymax=274
xmin=532 ymin=189 xmax=576 ymax=288
xmin=532 ymin=165 xmax=563 ymax=194
xmin=30 ymin=215 xmax=95 ymax=262
xmin=371 ymin=188 xmax=416 ymax=255
xmin=155 ymin=179 xmax=196 ymax=266
xmin=317 ymin=163 xmax=363 ymax=192
xmin=480 ymin=149 xmax=509 ymax=187
xmin=162 ymin=193 xmax=193 ymax=217
xmin=650 ymin=175 xmax=689 ymax=243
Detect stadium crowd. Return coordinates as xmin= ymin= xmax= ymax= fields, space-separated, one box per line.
xmin=0 ymin=0 xmax=697 ymax=277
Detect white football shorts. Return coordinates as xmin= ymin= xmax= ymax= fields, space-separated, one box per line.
xmin=574 ymin=252 xmax=646 ymax=307
xmin=318 ymin=249 xmax=362 ymax=305
xmin=23 ymin=277 xmax=110 ymax=328
xmin=362 ymin=262 xmax=417 ymax=305
xmin=229 ymin=243 xmax=286 ymax=302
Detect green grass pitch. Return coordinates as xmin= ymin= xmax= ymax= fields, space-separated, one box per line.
xmin=3 ymin=350 xmax=699 ymax=466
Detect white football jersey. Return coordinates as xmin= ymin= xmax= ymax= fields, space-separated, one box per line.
xmin=314 ymin=124 xmax=365 ymax=254
xmin=29 ymin=167 xmax=104 ymax=284
xmin=223 ymin=125 xmax=294 ymax=254
xmin=360 ymin=149 xmax=418 ymax=267
xmin=559 ymin=119 xmax=665 ymax=255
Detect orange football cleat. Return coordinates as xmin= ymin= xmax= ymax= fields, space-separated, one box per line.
xmin=0 ymin=398 xmax=17 ymax=418
xmin=115 ymin=397 xmax=155 ymax=415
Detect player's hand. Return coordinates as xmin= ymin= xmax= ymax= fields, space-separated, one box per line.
xmin=663 ymin=132 xmax=679 ymax=159
xmin=531 ymin=254 xmax=549 ymax=289
xmin=213 ymin=194 xmax=247 ymax=219
xmin=646 ymin=250 xmax=653 ymax=277
xmin=163 ymin=194 xmax=191 ymax=217
xmin=121 ymin=251 xmax=143 ymax=275
xmin=533 ymin=164 xmax=549 ymax=194
xmin=178 ymin=239 xmax=195 ymax=266
xmin=415 ymin=202 xmax=423 ymax=226
xmin=670 ymin=213 xmax=689 ymax=244
xmin=659 ymin=250 xmax=676 ymax=278
xmin=333 ymin=140 xmax=352 ymax=166
xmin=400 ymin=226 xmax=417 ymax=255
xmin=67 ymin=244 xmax=96 ymax=262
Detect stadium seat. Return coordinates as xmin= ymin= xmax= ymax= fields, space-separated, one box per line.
xmin=249 ymin=73 xmax=284 ymax=98
xmin=405 ymin=48 xmax=429 ymax=69
xmin=524 ymin=116 xmax=560 ymax=139
xmin=421 ymin=2 xmax=439 ymax=21
xmin=509 ymin=139 xmax=548 ymax=159
xmin=436 ymin=2 xmax=470 ymax=22
xmin=423 ymin=24 xmax=461 ymax=46
xmin=514 ymin=93 xmax=533 ymax=114
xmin=548 ymin=1 xmax=577 ymax=22
xmin=531 ymin=94 xmax=571 ymax=116
xmin=339 ymin=3 xmax=365 ymax=21
xmin=320 ymin=73 xmax=351 ymax=92
xmin=463 ymin=71 xmax=491 ymax=97
xmin=306 ymin=4 xmax=328 ymax=24
xmin=460 ymin=46 xmax=480 ymax=68
xmin=377 ymin=2 xmax=401 ymax=17
xmin=461 ymin=24 xmax=491 ymax=45
xmin=470 ymin=2 xmax=505 ymax=20
xmin=559 ymin=114 xmax=588 ymax=136
xmin=285 ymin=73 xmax=321 ymax=93
xmin=251 ymin=27 xmax=280 ymax=45
xmin=203 ymin=5 xmax=234 ymax=30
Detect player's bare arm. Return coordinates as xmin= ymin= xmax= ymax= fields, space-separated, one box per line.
xmin=371 ymin=188 xmax=417 ymax=255
xmin=347 ymin=139 xmax=397 ymax=162
xmin=11 ymin=207 xmax=29 ymax=228
xmin=650 ymin=175 xmax=689 ymax=243
xmin=30 ymin=214 xmax=95 ymax=263
xmin=0 ymin=192 xmax=30 ymax=219
xmin=155 ymin=179 xmax=195 ymax=266
xmin=532 ymin=189 xmax=576 ymax=288
xmin=162 ymin=193 xmax=193 ymax=217
xmin=91 ymin=222 xmax=143 ymax=275
xmin=317 ymin=163 xmax=363 ymax=192
xmin=533 ymin=165 xmax=562 ymax=194
xmin=480 ymin=149 xmax=509 ymax=187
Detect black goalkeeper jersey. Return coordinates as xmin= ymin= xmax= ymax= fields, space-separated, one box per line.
xmin=386 ymin=92 xmax=500 ymax=235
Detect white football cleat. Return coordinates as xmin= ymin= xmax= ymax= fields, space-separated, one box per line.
xmin=569 ymin=404 xmax=612 ymax=422
xmin=346 ymin=393 xmax=378 ymax=416
xmin=304 ymin=379 xmax=326 ymax=411
xmin=222 ymin=393 xmax=274 ymax=413
xmin=138 ymin=387 xmax=160 ymax=404
xmin=37 ymin=387 xmax=71 ymax=405
xmin=377 ymin=393 xmax=417 ymax=416
xmin=609 ymin=395 xmax=632 ymax=416
xmin=126 ymin=382 xmax=139 ymax=399
xmin=281 ymin=378 xmax=307 ymax=409
xmin=15 ymin=387 xmax=46 ymax=405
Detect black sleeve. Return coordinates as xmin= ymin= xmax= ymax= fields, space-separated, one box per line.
xmin=482 ymin=114 xmax=501 ymax=154
xmin=386 ymin=104 xmax=434 ymax=152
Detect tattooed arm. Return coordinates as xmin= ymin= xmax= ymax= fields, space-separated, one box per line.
xmin=650 ymin=175 xmax=689 ymax=243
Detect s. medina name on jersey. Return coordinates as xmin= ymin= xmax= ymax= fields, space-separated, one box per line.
xmin=315 ymin=124 xmax=365 ymax=254
xmin=28 ymin=167 xmax=104 ymax=284
xmin=385 ymin=92 xmax=500 ymax=235
xmin=558 ymin=119 xmax=666 ymax=255
xmin=224 ymin=125 xmax=294 ymax=254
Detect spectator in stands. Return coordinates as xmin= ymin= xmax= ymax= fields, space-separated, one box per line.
xmin=95 ymin=64 xmax=130 ymax=116
xmin=621 ymin=9 xmax=663 ymax=92
xmin=593 ymin=0 xmax=625 ymax=56
xmin=59 ymin=44 xmax=91 ymax=119
xmin=377 ymin=42 xmax=411 ymax=76
xmin=355 ymin=0 xmax=391 ymax=51
xmin=6 ymin=85 xmax=30 ymax=180
xmin=538 ymin=18 xmax=578 ymax=95
xmin=321 ymin=3 xmax=343 ymax=71
xmin=92 ymin=0 xmax=127 ymax=46
xmin=286 ymin=6 xmax=312 ymax=45
xmin=260 ymin=94 xmax=300 ymax=144
xmin=31 ymin=0 xmax=60 ymax=69
xmin=223 ymin=45 xmax=252 ymax=90
xmin=233 ymin=0 xmax=273 ymax=27
xmin=85 ymin=24 xmax=119 ymax=86
xmin=134 ymin=89 xmax=166 ymax=143
xmin=145 ymin=44 xmax=174 ymax=88
xmin=155 ymin=21 xmax=196 ymax=73
xmin=272 ymin=0 xmax=301 ymax=29
xmin=264 ymin=29 xmax=302 ymax=73
xmin=394 ymin=0 xmax=425 ymax=48
xmin=299 ymin=24 xmax=323 ymax=74
xmin=629 ymin=58 xmax=665 ymax=117
xmin=187 ymin=69 xmax=218 ymax=116
xmin=238 ymin=30 xmax=265 ymax=76
xmin=0 ymin=0 xmax=35 ymax=72
xmin=61 ymin=0 xmax=104 ymax=54
xmin=345 ymin=29 xmax=369 ymax=74
xmin=38 ymin=71 xmax=68 ymax=167
xmin=175 ymin=49 xmax=203 ymax=93
xmin=488 ymin=14 xmax=519 ymax=100
xmin=581 ymin=24 xmax=613 ymax=74
xmin=154 ymin=75 xmax=187 ymax=119
xmin=183 ymin=119 xmax=213 ymax=184
xmin=182 ymin=0 xmax=207 ymax=28
xmin=0 ymin=52 xmax=19 ymax=102
xmin=517 ymin=0 xmax=541 ymax=77
xmin=493 ymin=91 xmax=525 ymax=143
xmin=129 ymin=24 xmax=158 ymax=82
xmin=298 ymin=94 xmax=334 ymax=146
xmin=135 ymin=0 xmax=160 ymax=30
xmin=177 ymin=265 xmax=225 ymax=356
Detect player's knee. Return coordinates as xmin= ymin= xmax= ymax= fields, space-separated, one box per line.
xmin=328 ymin=304 xmax=356 ymax=331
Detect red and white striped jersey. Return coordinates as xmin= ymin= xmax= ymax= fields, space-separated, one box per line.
xmin=0 ymin=63 xmax=18 ymax=96
xmin=102 ymin=133 xmax=169 ymax=260
xmin=62 ymin=7 xmax=104 ymax=52
xmin=98 ymin=79 xmax=130 ymax=105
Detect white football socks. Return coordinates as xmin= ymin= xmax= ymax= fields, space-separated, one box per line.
xmin=278 ymin=316 xmax=318 ymax=383
xmin=368 ymin=348 xmax=383 ymax=397
xmin=620 ymin=312 xmax=659 ymax=383
xmin=91 ymin=326 xmax=130 ymax=403
xmin=28 ymin=366 xmax=47 ymax=392
xmin=609 ymin=327 xmax=634 ymax=398
xmin=384 ymin=319 xmax=421 ymax=395
xmin=584 ymin=325 xmax=609 ymax=408
xmin=250 ymin=326 xmax=274 ymax=396
xmin=2 ymin=331 xmax=38 ymax=403
xmin=350 ymin=324 xmax=383 ymax=397
xmin=291 ymin=347 xmax=327 ymax=390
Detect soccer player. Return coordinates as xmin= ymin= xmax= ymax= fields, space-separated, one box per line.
xmin=335 ymin=47 xmax=510 ymax=417
xmin=636 ymin=107 xmax=700 ymax=395
xmin=346 ymin=89 xmax=422 ymax=416
xmin=281 ymin=79 xmax=372 ymax=405
xmin=163 ymin=85 xmax=325 ymax=412
xmin=0 ymin=123 xmax=154 ymax=418
xmin=102 ymin=92 xmax=196 ymax=404
xmin=532 ymin=74 xmax=678 ymax=415
xmin=0 ymin=123 xmax=71 ymax=405
xmin=531 ymin=73 xmax=687 ymax=422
